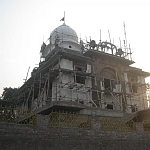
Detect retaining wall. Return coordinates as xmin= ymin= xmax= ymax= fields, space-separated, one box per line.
xmin=0 ymin=115 xmax=150 ymax=150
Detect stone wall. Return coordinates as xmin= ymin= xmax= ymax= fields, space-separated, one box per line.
xmin=0 ymin=115 xmax=150 ymax=150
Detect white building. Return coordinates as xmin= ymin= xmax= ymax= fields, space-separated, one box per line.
xmin=13 ymin=22 xmax=150 ymax=118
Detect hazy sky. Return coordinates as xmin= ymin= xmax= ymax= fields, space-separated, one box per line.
xmin=0 ymin=0 xmax=150 ymax=95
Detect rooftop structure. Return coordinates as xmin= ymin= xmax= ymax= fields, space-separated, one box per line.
xmin=12 ymin=21 xmax=150 ymax=119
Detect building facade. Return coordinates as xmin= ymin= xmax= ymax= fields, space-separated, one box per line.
xmin=12 ymin=23 xmax=150 ymax=117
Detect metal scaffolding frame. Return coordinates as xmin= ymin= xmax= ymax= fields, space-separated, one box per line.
xmin=12 ymin=63 xmax=149 ymax=113
xmin=11 ymin=47 xmax=149 ymax=114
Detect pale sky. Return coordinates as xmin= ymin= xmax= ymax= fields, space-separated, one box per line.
xmin=0 ymin=0 xmax=150 ymax=95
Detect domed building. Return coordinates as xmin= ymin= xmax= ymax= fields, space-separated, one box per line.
xmin=41 ymin=23 xmax=82 ymax=58
xmin=12 ymin=21 xmax=150 ymax=121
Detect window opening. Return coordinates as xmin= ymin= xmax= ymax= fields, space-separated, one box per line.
xmin=131 ymin=105 xmax=138 ymax=112
xmin=111 ymin=80 xmax=115 ymax=89
xmin=106 ymin=104 xmax=113 ymax=109
xmin=132 ymin=84 xmax=138 ymax=93
xmin=74 ymin=62 xmax=86 ymax=73
xmin=104 ymin=78 xmax=111 ymax=90
xmin=76 ymin=67 xmax=82 ymax=71
xmin=50 ymin=82 xmax=52 ymax=90
xmin=76 ymin=75 xmax=85 ymax=84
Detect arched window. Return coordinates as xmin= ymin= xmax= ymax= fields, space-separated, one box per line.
xmin=100 ymin=68 xmax=116 ymax=79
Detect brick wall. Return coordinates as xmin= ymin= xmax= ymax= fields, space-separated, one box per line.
xmin=0 ymin=114 xmax=150 ymax=150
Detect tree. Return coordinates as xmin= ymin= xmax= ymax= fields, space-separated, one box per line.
xmin=1 ymin=87 xmax=18 ymax=101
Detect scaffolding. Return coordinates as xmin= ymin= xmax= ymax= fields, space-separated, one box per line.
xmin=12 ymin=62 xmax=150 ymax=114
xmin=11 ymin=46 xmax=150 ymax=114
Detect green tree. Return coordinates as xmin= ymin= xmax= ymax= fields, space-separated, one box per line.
xmin=1 ymin=87 xmax=18 ymax=101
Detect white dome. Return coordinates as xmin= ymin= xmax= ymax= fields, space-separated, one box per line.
xmin=50 ymin=23 xmax=78 ymax=44
xmin=41 ymin=23 xmax=82 ymax=58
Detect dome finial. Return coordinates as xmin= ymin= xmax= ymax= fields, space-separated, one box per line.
xmin=60 ymin=11 xmax=65 ymax=24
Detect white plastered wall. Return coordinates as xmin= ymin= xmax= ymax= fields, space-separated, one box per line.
xmin=51 ymin=58 xmax=92 ymax=106
xmin=59 ymin=58 xmax=73 ymax=70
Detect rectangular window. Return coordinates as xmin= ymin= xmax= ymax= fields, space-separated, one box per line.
xmin=131 ymin=105 xmax=138 ymax=112
xmin=76 ymin=67 xmax=82 ymax=71
xmin=73 ymin=62 xmax=87 ymax=72
xmin=132 ymin=84 xmax=138 ymax=93
xmin=76 ymin=76 xmax=85 ymax=84
xmin=104 ymin=78 xmax=111 ymax=95
xmin=104 ymin=78 xmax=111 ymax=90
xmin=106 ymin=104 xmax=113 ymax=109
